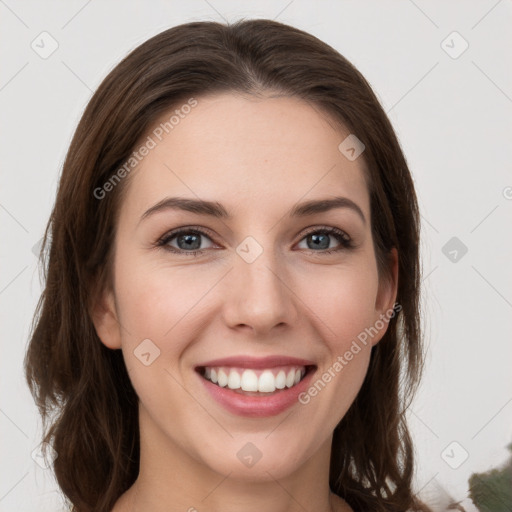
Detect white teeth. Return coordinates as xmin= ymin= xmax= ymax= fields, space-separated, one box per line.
xmin=275 ymin=370 xmax=286 ymax=389
xmin=217 ymin=369 xmax=228 ymax=387
xmin=240 ymin=369 xmax=258 ymax=392
xmin=227 ymin=369 xmax=241 ymax=390
xmin=285 ymin=370 xmax=295 ymax=388
xmin=258 ymin=370 xmax=276 ymax=393
xmin=202 ymin=366 xmax=308 ymax=392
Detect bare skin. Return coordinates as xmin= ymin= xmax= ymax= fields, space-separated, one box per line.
xmin=93 ymin=92 xmax=398 ymax=512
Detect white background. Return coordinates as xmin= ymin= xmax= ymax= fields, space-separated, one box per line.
xmin=1 ymin=1 xmax=511 ymax=511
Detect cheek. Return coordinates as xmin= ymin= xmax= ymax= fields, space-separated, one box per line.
xmin=114 ymin=254 xmax=219 ymax=342
xmin=295 ymin=263 xmax=379 ymax=419
xmin=113 ymin=258 xmax=199 ymax=414
xmin=296 ymin=257 xmax=380 ymax=349
xmin=112 ymin=255 xmax=229 ymax=403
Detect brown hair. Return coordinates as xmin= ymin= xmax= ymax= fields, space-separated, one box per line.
xmin=25 ymin=18 xmax=429 ymax=512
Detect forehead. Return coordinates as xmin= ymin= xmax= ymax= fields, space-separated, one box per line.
xmin=122 ymin=92 xmax=370 ymax=222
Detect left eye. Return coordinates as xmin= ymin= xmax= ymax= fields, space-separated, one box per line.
xmin=296 ymin=228 xmax=353 ymax=252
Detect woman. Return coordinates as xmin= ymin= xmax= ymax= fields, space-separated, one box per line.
xmin=25 ymin=18 xmax=430 ymax=512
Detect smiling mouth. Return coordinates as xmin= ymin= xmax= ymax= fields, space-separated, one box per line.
xmin=196 ymin=365 xmax=316 ymax=395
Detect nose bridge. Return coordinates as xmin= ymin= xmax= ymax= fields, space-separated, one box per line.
xmin=222 ymin=236 xmax=296 ymax=333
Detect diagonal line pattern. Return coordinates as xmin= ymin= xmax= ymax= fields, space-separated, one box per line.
xmin=0 ymin=408 xmax=29 ymax=439
xmin=472 ymin=61 xmax=512 ymax=104
xmin=274 ymin=0 xmax=295 ymax=21
xmin=61 ymin=0 xmax=93 ymax=29
xmin=410 ymin=409 xmax=439 ymax=439
xmin=469 ymin=205 xmax=499 ymax=233
xmin=0 ymin=203 xmax=29 ymax=233
xmin=265 ymin=410 xmax=295 ymax=439
xmin=202 ymin=0 xmax=228 ymax=24
xmin=471 ymin=0 xmax=504 ymax=30
xmin=200 ymin=471 xmax=233 ymax=502
xmin=471 ymin=265 xmax=512 ymax=308
xmin=0 ymin=471 xmax=29 ymax=502
xmin=417 ymin=472 xmax=439 ymax=495
xmin=421 ymin=265 xmax=438 ymax=283
xmin=0 ymin=62 xmax=29 ymax=92
xmin=0 ymin=266 xmax=28 ymax=295
xmin=408 ymin=0 xmax=439 ymax=28
xmin=421 ymin=213 xmax=439 ymax=234
xmin=471 ymin=396 xmax=512 ymax=439
xmin=61 ymin=61 xmax=93 ymax=92
xmin=163 ymin=367 xmax=234 ymax=438
xmin=0 ymin=0 xmax=29 ymax=28
xmin=265 ymin=470 xmax=309 ymax=511
xmin=387 ymin=62 xmax=439 ymax=113
xmin=114 ymin=315 xmax=133 ymax=339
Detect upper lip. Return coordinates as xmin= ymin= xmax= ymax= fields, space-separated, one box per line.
xmin=195 ymin=355 xmax=316 ymax=369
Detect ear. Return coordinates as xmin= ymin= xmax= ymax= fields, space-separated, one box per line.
xmin=90 ymin=288 xmax=122 ymax=350
xmin=371 ymin=247 xmax=399 ymax=346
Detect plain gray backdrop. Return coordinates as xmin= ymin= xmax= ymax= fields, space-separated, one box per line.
xmin=1 ymin=1 xmax=511 ymax=511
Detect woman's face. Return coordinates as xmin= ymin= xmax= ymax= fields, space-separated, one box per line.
xmin=94 ymin=92 xmax=397 ymax=483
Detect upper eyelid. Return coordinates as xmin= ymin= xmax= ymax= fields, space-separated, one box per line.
xmin=159 ymin=226 xmax=217 ymax=243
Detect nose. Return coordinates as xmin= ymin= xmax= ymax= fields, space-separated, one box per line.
xmin=220 ymin=245 xmax=299 ymax=337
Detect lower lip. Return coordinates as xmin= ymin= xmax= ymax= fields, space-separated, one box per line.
xmin=197 ymin=368 xmax=316 ymax=417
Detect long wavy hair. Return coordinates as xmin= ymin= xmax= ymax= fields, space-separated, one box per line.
xmin=25 ymin=18 xmax=429 ymax=512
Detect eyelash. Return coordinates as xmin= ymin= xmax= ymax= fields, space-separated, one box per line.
xmin=155 ymin=225 xmax=354 ymax=257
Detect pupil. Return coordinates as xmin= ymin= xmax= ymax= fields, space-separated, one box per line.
xmin=178 ymin=234 xmax=200 ymax=250
xmin=309 ymin=233 xmax=329 ymax=250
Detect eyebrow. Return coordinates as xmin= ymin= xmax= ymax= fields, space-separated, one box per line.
xmin=140 ymin=196 xmax=366 ymax=225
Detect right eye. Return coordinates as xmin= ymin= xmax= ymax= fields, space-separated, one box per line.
xmin=157 ymin=227 xmax=218 ymax=256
